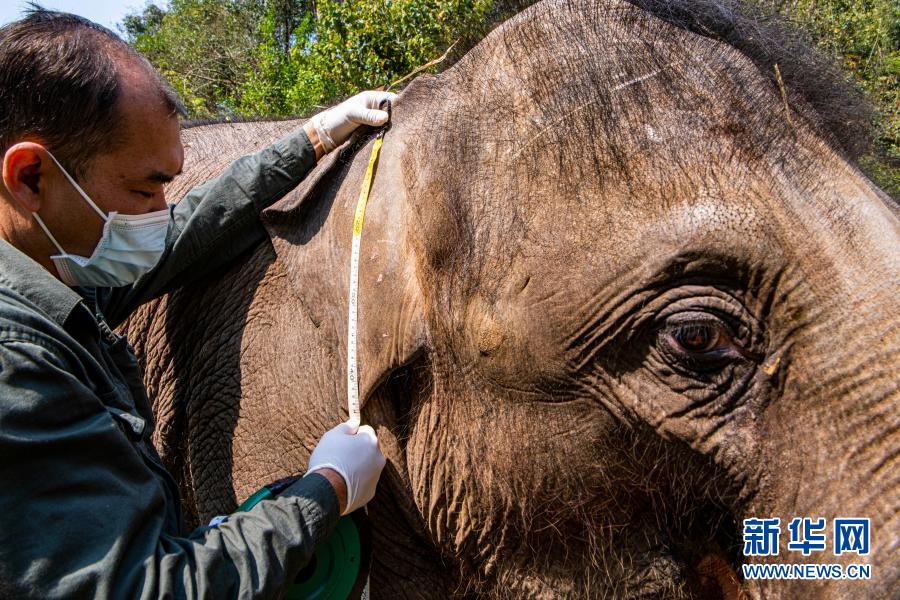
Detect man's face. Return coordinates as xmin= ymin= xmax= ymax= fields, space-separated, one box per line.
xmin=42 ymin=64 xmax=184 ymax=259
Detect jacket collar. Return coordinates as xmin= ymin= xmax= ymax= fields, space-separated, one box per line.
xmin=0 ymin=238 xmax=87 ymax=329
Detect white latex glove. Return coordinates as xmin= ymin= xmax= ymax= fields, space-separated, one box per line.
xmin=312 ymin=90 xmax=396 ymax=153
xmin=306 ymin=422 xmax=386 ymax=514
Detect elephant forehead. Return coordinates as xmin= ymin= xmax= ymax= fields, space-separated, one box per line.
xmin=449 ymin=187 xmax=770 ymax=380
xmin=446 ymin=152 xmax=897 ymax=396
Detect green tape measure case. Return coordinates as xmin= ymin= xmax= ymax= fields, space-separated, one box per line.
xmin=237 ymin=480 xmax=372 ymax=599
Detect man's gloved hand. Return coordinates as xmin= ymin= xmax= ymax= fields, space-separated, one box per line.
xmin=312 ymin=90 xmax=396 ymax=153
xmin=307 ymin=422 xmax=386 ymax=515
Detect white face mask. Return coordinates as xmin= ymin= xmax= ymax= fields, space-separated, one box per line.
xmin=32 ymin=151 xmax=172 ymax=288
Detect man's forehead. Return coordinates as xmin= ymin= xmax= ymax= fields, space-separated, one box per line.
xmin=117 ymin=64 xmax=177 ymax=126
xmin=105 ymin=67 xmax=184 ymax=179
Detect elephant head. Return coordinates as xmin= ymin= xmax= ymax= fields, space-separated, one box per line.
xmin=127 ymin=0 xmax=898 ymax=597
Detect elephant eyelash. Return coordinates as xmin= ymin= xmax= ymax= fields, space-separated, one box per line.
xmin=655 ymin=316 xmax=749 ymax=373
xmin=666 ymin=321 xmax=732 ymax=353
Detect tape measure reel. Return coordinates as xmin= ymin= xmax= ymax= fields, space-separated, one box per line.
xmin=287 ymin=509 xmax=372 ymax=600
xmin=237 ymin=485 xmax=372 ymax=599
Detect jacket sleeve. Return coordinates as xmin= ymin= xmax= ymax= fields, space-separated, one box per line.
xmin=0 ymin=335 xmax=339 ymax=599
xmin=99 ymin=127 xmax=317 ymax=329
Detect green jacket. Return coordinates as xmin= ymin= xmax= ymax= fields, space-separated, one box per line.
xmin=0 ymin=128 xmax=339 ymax=599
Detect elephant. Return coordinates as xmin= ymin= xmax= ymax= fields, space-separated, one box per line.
xmin=121 ymin=0 xmax=899 ymax=597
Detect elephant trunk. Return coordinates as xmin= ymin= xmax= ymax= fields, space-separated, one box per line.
xmin=750 ymin=277 xmax=898 ymax=597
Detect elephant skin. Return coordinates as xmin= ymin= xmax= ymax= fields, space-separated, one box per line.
xmin=121 ymin=0 xmax=899 ymax=597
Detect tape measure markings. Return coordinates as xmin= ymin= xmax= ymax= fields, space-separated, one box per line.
xmin=347 ymin=135 xmax=384 ymax=428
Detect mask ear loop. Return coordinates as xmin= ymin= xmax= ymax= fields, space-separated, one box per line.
xmin=31 ymin=150 xmax=110 ymax=257
xmin=43 ymin=150 xmax=109 ymax=222
xmin=31 ymin=212 xmax=67 ymax=256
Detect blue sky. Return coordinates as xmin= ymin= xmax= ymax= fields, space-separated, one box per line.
xmin=0 ymin=1 xmax=160 ymax=35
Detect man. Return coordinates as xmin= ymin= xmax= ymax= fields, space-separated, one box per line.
xmin=0 ymin=9 xmax=391 ymax=598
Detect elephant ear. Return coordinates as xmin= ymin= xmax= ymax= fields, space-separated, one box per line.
xmin=261 ymin=130 xmax=359 ymax=233
xmin=261 ymin=132 xmax=364 ymax=327
xmin=261 ymin=128 xmax=427 ymax=408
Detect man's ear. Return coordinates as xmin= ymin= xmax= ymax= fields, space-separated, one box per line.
xmin=2 ymin=142 xmax=48 ymax=212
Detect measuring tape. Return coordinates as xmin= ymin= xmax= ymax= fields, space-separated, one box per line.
xmin=346 ymin=123 xmax=387 ymax=427
xmin=346 ymin=101 xmax=390 ymax=600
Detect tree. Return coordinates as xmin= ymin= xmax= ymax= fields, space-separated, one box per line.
xmin=122 ymin=0 xmax=895 ymax=194
xmin=121 ymin=3 xmax=166 ymax=39
xmin=123 ymin=0 xmax=267 ymax=116
xmin=781 ymin=0 xmax=898 ymax=194
xmin=124 ymin=0 xmax=499 ymax=118
xmin=238 ymin=0 xmax=495 ymax=116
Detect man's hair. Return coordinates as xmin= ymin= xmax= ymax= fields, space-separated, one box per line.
xmin=0 ymin=7 xmax=187 ymax=179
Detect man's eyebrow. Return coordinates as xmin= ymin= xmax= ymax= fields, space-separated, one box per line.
xmin=146 ymin=169 xmax=182 ymax=183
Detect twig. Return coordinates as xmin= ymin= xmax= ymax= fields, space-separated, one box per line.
xmin=773 ymin=64 xmax=792 ymax=127
xmin=387 ymin=39 xmax=459 ymax=90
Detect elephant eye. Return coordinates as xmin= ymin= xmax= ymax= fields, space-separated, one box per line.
xmin=657 ymin=315 xmax=741 ymax=372
xmin=672 ymin=323 xmax=725 ymax=353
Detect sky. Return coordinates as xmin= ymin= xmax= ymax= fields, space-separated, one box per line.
xmin=0 ymin=1 xmax=159 ymax=35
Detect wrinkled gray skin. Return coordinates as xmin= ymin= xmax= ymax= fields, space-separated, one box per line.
xmin=123 ymin=0 xmax=899 ymax=597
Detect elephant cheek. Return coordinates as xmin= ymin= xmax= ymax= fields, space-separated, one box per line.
xmin=407 ymin=381 xmax=622 ymax=554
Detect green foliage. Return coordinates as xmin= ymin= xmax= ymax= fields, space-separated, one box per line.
xmin=778 ymin=0 xmax=899 ymax=194
xmin=121 ymin=3 xmax=165 ymax=38
xmin=123 ymin=0 xmax=896 ymax=193
xmin=125 ymin=0 xmax=264 ymax=116
xmin=239 ymin=0 xmax=493 ymax=115
xmin=125 ymin=0 xmax=493 ymax=118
